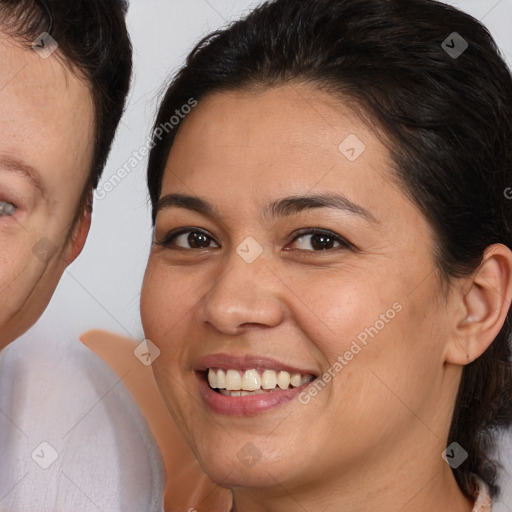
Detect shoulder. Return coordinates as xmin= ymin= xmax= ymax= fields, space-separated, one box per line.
xmin=0 ymin=331 xmax=165 ymax=511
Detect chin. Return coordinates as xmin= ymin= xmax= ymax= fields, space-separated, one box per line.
xmin=200 ymin=455 xmax=287 ymax=489
xmin=189 ymin=432 xmax=301 ymax=490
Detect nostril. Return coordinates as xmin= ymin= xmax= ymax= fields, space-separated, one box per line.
xmin=239 ymin=322 xmax=266 ymax=329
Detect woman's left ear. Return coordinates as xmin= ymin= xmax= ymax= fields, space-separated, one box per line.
xmin=446 ymin=243 xmax=512 ymax=365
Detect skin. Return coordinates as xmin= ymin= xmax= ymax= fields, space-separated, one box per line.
xmin=0 ymin=32 xmax=94 ymax=347
xmin=141 ymin=83 xmax=512 ymax=512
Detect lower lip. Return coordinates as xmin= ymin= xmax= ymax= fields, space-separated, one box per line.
xmin=197 ymin=373 xmax=312 ymax=416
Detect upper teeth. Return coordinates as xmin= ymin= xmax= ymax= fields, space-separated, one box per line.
xmin=208 ymin=368 xmax=313 ymax=392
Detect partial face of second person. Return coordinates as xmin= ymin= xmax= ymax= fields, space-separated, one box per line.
xmin=141 ymin=84 xmax=479 ymax=504
xmin=0 ymin=32 xmax=94 ymax=347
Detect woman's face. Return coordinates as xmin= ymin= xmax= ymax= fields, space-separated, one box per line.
xmin=141 ymin=84 xmax=461 ymax=493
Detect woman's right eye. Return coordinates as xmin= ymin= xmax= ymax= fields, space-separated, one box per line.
xmin=0 ymin=200 xmax=16 ymax=217
xmin=156 ymin=229 xmax=220 ymax=250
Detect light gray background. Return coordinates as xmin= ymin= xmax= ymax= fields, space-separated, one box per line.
xmin=5 ymin=0 xmax=512 ymax=506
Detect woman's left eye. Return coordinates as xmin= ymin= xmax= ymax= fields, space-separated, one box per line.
xmin=288 ymin=230 xmax=351 ymax=251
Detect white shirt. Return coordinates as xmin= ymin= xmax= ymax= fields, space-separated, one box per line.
xmin=0 ymin=332 xmax=165 ymax=512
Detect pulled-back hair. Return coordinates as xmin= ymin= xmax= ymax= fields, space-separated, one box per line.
xmin=0 ymin=0 xmax=132 ymax=189
xmin=147 ymin=0 xmax=512 ymax=498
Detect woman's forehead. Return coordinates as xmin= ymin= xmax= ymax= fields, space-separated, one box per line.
xmin=165 ymin=87 xmax=379 ymax=182
xmin=161 ymin=85 xmax=409 ymax=220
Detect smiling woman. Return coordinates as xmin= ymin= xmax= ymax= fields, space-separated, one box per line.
xmin=140 ymin=0 xmax=512 ymax=511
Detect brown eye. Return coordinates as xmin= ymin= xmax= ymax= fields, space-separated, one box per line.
xmin=289 ymin=229 xmax=351 ymax=252
xmin=309 ymin=233 xmax=338 ymax=250
xmin=187 ymin=232 xmax=211 ymax=248
xmin=156 ymin=228 xmax=220 ymax=249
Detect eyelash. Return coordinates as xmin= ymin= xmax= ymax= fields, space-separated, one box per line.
xmin=155 ymin=227 xmax=353 ymax=252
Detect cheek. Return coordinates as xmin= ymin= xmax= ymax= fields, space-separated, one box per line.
xmin=0 ymin=232 xmax=64 ymax=332
xmin=141 ymin=264 xmax=204 ymax=429
xmin=140 ymin=261 xmax=197 ymax=348
xmin=330 ymin=292 xmax=445 ymax=425
xmin=0 ymin=235 xmax=42 ymax=293
xmin=280 ymin=269 xmax=401 ymax=366
xmin=292 ymin=269 xmax=444 ymax=411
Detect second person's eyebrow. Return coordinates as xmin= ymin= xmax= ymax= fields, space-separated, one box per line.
xmin=0 ymin=157 xmax=46 ymax=196
xmin=156 ymin=193 xmax=378 ymax=224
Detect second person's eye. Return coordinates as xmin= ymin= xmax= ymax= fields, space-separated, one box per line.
xmin=0 ymin=200 xmax=16 ymax=217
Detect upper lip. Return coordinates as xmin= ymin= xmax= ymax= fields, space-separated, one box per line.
xmin=195 ymin=353 xmax=318 ymax=377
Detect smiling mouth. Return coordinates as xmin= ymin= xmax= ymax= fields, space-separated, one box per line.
xmin=206 ymin=368 xmax=316 ymax=396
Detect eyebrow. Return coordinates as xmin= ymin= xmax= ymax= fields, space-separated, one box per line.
xmin=156 ymin=192 xmax=378 ymax=224
xmin=0 ymin=157 xmax=46 ymax=195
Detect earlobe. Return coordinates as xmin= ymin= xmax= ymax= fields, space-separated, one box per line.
xmin=64 ymin=192 xmax=93 ymax=265
xmin=446 ymin=244 xmax=512 ymax=365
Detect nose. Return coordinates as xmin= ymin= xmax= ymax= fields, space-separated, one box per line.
xmin=198 ymin=252 xmax=285 ymax=335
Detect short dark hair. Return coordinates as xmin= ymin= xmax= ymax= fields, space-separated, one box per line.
xmin=0 ymin=0 xmax=132 ymax=190
xmin=147 ymin=0 xmax=512 ymax=499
